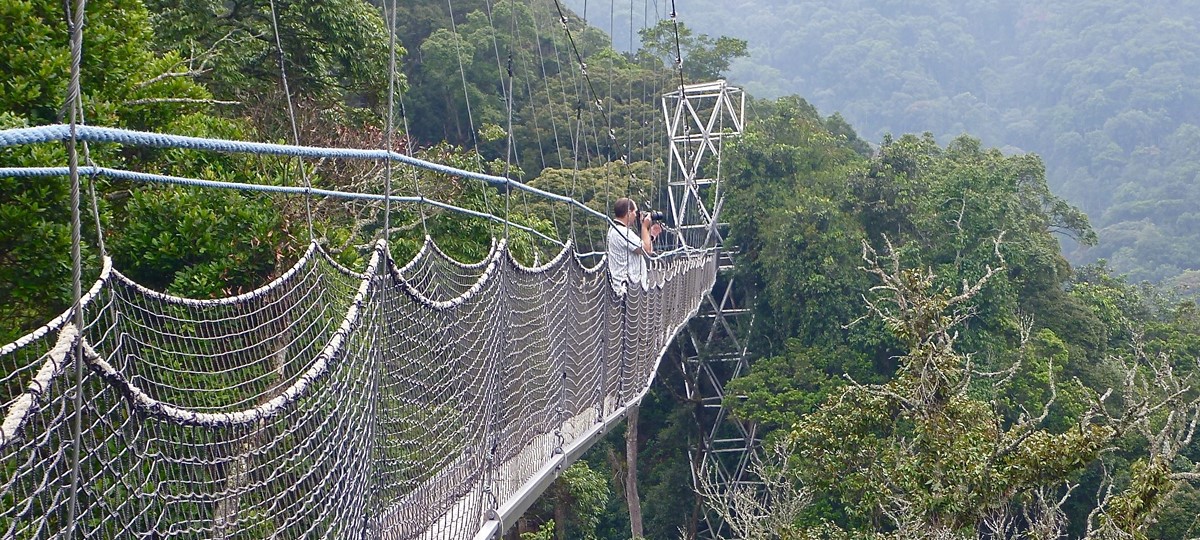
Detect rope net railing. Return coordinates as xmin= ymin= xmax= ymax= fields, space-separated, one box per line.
xmin=0 ymin=233 xmax=715 ymax=539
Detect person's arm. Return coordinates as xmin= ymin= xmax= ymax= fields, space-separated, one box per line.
xmin=637 ymin=214 xmax=654 ymax=255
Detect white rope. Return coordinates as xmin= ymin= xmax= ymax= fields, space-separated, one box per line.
xmin=112 ymin=242 xmax=321 ymax=307
xmin=0 ymin=234 xmax=714 ymax=539
xmin=0 ymin=324 xmax=77 ymax=448
xmin=0 ymin=256 xmax=111 ymax=358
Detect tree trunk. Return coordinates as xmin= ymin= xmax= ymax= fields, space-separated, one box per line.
xmin=214 ymin=332 xmax=289 ymax=538
xmin=555 ymin=502 xmax=567 ymax=540
xmin=625 ymin=405 xmax=644 ymax=539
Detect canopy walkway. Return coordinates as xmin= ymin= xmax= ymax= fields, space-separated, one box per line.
xmin=0 ymin=125 xmax=717 ymax=539
xmin=0 ymin=0 xmax=752 ymax=532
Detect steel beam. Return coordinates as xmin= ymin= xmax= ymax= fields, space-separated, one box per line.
xmin=662 ymin=80 xmax=762 ymax=540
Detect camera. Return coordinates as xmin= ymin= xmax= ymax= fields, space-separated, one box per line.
xmin=638 ymin=209 xmax=666 ymax=222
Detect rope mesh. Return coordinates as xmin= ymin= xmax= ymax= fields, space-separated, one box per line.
xmin=1 ymin=236 xmax=714 ymax=539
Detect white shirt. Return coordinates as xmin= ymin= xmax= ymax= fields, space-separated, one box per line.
xmin=607 ymin=223 xmax=646 ymax=288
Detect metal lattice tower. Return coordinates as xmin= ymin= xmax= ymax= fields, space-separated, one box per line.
xmin=662 ymin=80 xmax=762 ymax=539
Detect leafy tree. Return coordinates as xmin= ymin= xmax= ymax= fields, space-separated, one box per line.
xmin=728 ymin=238 xmax=1200 ymax=539
xmin=524 ymin=461 xmax=611 ymax=540
xmin=780 ymin=241 xmax=1112 ymax=537
xmin=714 ymin=93 xmax=1200 ymax=538
xmin=722 ymin=96 xmax=872 ymax=355
xmin=633 ymin=0 xmax=1200 ymax=282
xmin=143 ymin=0 xmax=393 ymax=116
xmin=0 ymin=115 xmax=73 ymax=344
xmin=525 ymin=160 xmax=656 ymax=253
xmin=638 ymin=20 xmax=748 ymax=82
xmin=0 ymin=0 xmax=242 ymax=341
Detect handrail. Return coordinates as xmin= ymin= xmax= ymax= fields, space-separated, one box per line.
xmin=0 ymin=166 xmax=563 ymax=247
xmin=0 ymin=124 xmax=612 ymax=223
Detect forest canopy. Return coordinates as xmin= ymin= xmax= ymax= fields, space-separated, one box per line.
xmin=573 ymin=0 xmax=1200 ymax=285
xmin=4 ymin=1 xmax=1200 ymax=539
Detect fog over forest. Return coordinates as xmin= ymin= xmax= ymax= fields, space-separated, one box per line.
xmin=570 ymin=0 xmax=1200 ymax=286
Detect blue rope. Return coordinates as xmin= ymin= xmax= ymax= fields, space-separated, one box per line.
xmin=0 ymin=124 xmax=609 ymax=222
xmin=0 ymin=165 xmax=564 ymax=246
xmin=0 ymin=166 xmax=409 ymax=200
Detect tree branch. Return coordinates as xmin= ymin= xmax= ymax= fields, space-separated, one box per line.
xmin=135 ymin=69 xmax=210 ymax=89
xmin=122 ymin=97 xmax=241 ymax=106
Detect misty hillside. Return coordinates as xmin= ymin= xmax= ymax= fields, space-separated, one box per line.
xmin=570 ymin=0 xmax=1200 ymax=286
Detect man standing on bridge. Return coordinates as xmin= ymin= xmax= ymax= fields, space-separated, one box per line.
xmin=607 ymin=197 xmax=661 ymax=290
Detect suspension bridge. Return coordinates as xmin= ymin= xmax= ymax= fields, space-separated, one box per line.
xmin=0 ymin=0 xmax=759 ymax=537
xmin=0 ymin=124 xmax=717 ymax=539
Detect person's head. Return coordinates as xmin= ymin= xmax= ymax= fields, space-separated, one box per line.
xmin=613 ymin=197 xmax=637 ymax=226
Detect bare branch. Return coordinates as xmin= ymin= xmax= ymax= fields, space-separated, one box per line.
xmin=992 ymin=352 xmax=1058 ymax=463
xmin=135 ymin=68 xmax=210 ymax=90
xmin=697 ymin=437 xmax=810 ymax=539
xmin=123 ymin=97 xmax=240 ymax=106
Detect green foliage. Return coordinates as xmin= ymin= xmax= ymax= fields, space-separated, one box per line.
xmin=526 ymin=461 xmax=611 ymax=540
xmin=785 ymin=249 xmax=1113 ymax=537
xmin=992 ymin=329 xmax=1089 ymax=432
xmin=395 ymin=0 xmax=753 ymax=190
xmin=638 ymin=20 xmax=749 ymax=82
xmin=723 ymin=96 xmax=873 ymax=352
xmin=0 ymin=0 xmax=230 ymax=340
xmin=0 ymin=115 xmax=73 ymax=343
xmin=520 ymin=520 xmax=555 ymax=540
xmin=109 ymin=186 xmax=284 ymax=297
xmin=3 ymin=1 xmax=1200 ymax=538
xmin=1147 ymin=482 xmax=1200 ymax=540
xmin=725 ymin=341 xmax=858 ymax=433
xmin=635 ymin=380 xmax=702 ymax=540
xmin=143 ymin=0 xmax=393 ymax=113
xmin=1092 ymin=458 xmax=1174 ymax=540
xmin=404 ymin=1 xmax=543 ymax=150
xmin=714 ymin=93 xmax=1200 ymax=537
xmin=631 ymin=0 xmax=1200 ymax=282
xmin=0 ymin=1 xmax=68 ymax=123
xmin=375 ymin=141 xmax=559 ymax=267
xmin=526 ymin=160 xmax=657 ymax=254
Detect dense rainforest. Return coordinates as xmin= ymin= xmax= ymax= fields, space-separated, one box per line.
xmin=571 ymin=0 xmax=1200 ymax=287
xmin=3 ymin=1 xmax=1200 ymax=539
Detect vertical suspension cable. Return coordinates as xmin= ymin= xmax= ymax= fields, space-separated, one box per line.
xmin=668 ymin=0 xmax=691 ymax=247
xmin=541 ymin=6 xmax=583 ymax=249
xmin=445 ymin=0 xmax=493 ymax=216
xmin=398 ymin=88 xmax=430 ymax=238
xmin=547 ymin=8 xmax=580 ymax=171
xmin=70 ymin=85 xmax=107 ymax=257
xmin=63 ymin=0 xmax=86 ymax=536
xmin=86 ymin=171 xmax=105 ymax=256
xmin=502 ymin=30 xmax=514 ymax=242
xmin=608 ymin=0 xmax=630 ymax=197
xmin=478 ymin=0 xmax=515 ymax=241
xmin=647 ymin=0 xmax=663 ymax=203
xmin=268 ymin=0 xmax=315 ymax=241
xmin=504 ymin=1 xmax=516 ymax=242
xmin=552 ymin=0 xmax=642 ymax=244
xmin=668 ymin=0 xmax=687 ymax=95
xmin=526 ymin=0 xmax=570 ymax=256
xmin=569 ymin=108 xmax=583 ymax=246
xmin=527 ymin=6 xmax=563 ymax=170
xmin=629 ymin=0 xmax=637 ymax=173
xmin=649 ymin=1 xmax=665 ymax=240
xmin=506 ymin=1 xmax=539 ymax=253
xmin=383 ymin=0 xmax=399 ymax=247
xmin=59 ymin=39 xmax=108 ymax=258
xmin=634 ymin=0 xmax=657 ymax=221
